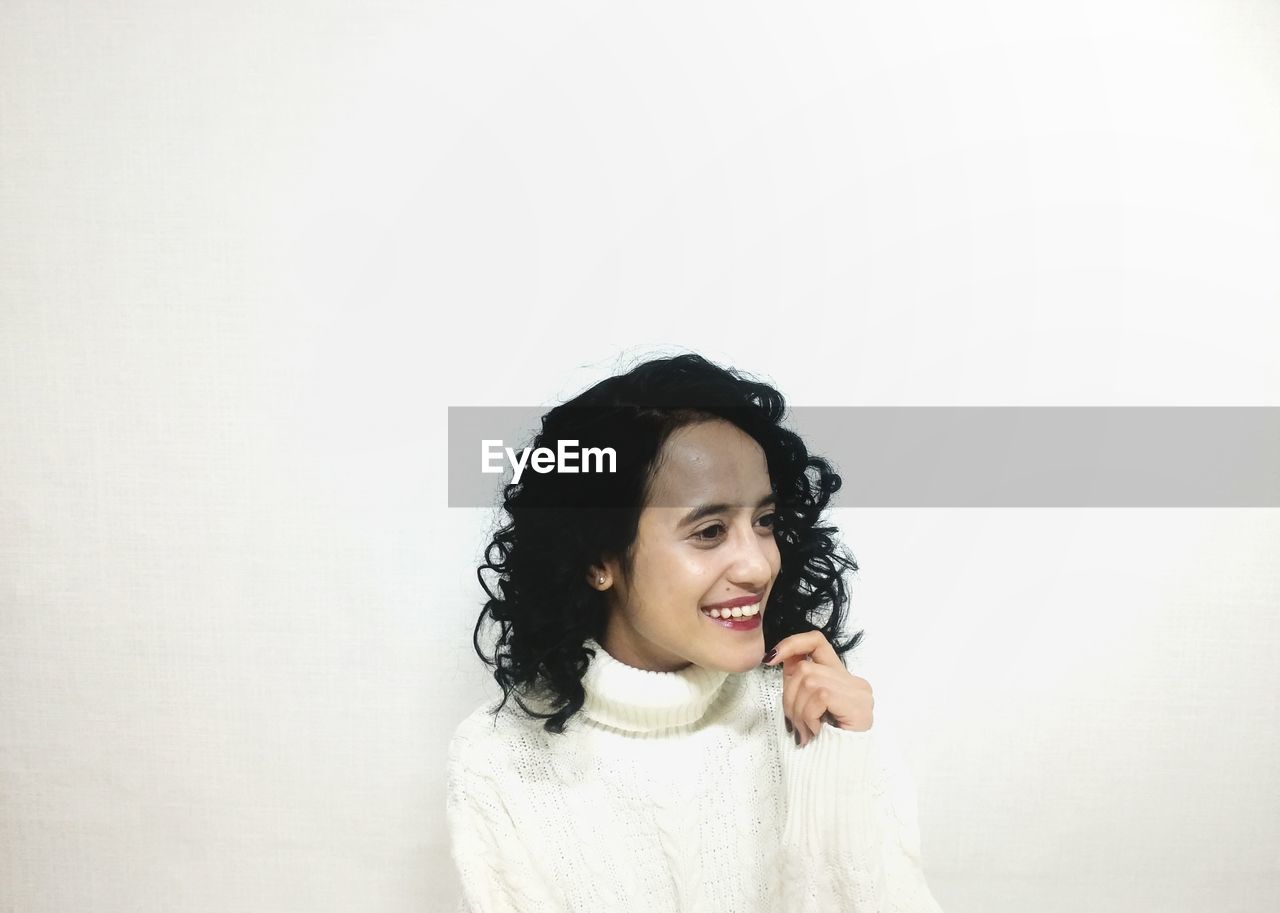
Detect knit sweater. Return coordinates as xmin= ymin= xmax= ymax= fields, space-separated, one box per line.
xmin=445 ymin=636 xmax=945 ymax=913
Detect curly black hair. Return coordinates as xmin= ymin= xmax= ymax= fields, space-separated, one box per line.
xmin=471 ymin=351 xmax=863 ymax=734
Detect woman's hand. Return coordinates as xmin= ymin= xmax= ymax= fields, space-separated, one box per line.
xmin=764 ymin=630 xmax=874 ymax=746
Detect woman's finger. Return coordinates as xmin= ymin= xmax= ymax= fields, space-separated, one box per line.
xmin=793 ymin=685 xmax=829 ymax=748
xmin=780 ymin=660 xmax=800 ymax=738
xmin=766 ymin=630 xmax=847 ymax=746
xmin=780 ymin=651 xmax=817 ymax=745
xmin=764 ymin=629 xmax=841 ymax=670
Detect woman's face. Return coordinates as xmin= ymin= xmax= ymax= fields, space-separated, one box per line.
xmin=594 ymin=418 xmax=782 ymax=673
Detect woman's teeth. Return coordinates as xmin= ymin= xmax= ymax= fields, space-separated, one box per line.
xmin=701 ymin=602 xmax=760 ymax=619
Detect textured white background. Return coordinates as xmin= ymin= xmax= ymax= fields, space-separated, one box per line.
xmin=2 ymin=1 xmax=1279 ymax=911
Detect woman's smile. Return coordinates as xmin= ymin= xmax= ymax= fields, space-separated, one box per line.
xmin=700 ymin=598 xmax=763 ymax=629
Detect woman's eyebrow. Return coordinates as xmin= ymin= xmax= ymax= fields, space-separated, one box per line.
xmin=678 ymin=492 xmax=778 ymax=528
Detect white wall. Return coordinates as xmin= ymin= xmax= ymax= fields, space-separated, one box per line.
xmin=2 ymin=2 xmax=1277 ymax=911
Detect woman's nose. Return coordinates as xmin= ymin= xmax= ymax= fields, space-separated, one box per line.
xmin=728 ymin=526 xmax=774 ymax=583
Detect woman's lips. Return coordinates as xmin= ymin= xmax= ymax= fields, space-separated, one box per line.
xmin=701 ymin=593 xmax=765 ymax=610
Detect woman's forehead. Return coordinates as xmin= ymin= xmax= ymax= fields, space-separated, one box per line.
xmin=646 ymin=425 xmax=771 ymax=509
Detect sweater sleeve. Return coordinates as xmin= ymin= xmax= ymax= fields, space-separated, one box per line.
xmin=445 ymin=726 xmax=564 ymax=913
xmin=768 ymin=715 xmax=946 ymax=913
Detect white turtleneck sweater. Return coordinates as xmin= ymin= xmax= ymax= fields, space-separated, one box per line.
xmin=445 ymin=637 xmax=946 ymax=913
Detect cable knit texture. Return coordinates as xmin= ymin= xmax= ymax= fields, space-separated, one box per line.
xmin=446 ymin=636 xmax=946 ymax=913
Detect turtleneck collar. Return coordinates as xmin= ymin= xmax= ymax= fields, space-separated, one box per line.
xmin=579 ymin=636 xmax=732 ymax=733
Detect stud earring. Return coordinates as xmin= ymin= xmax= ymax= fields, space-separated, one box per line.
xmin=598 ymin=576 xmax=605 ymax=585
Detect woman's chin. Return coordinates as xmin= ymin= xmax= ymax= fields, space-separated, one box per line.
xmin=696 ymin=625 xmax=765 ymax=670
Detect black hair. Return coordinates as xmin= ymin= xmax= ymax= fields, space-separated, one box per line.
xmin=471 ymin=351 xmax=863 ymax=733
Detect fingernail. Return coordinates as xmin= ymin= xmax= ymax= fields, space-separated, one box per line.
xmin=785 ymin=717 xmax=792 ymax=734
xmin=763 ymin=648 xmax=777 ymax=664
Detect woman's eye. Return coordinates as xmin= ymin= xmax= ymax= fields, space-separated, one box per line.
xmin=695 ymin=514 xmax=777 ymax=542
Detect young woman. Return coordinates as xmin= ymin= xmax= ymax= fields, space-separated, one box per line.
xmin=446 ymin=353 xmax=946 ymax=913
